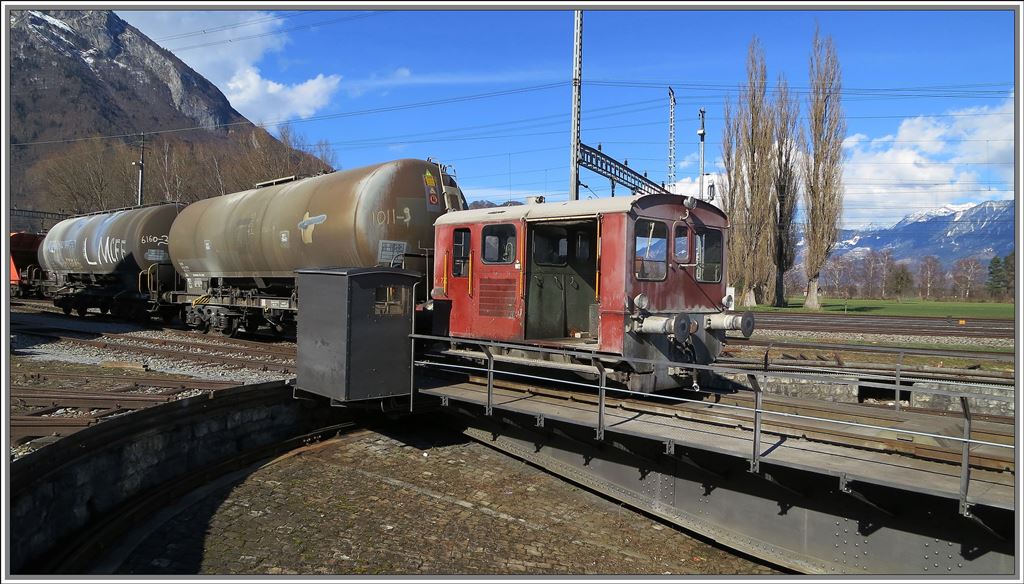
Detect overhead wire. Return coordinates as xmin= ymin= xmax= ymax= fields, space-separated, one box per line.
xmin=149 ymin=10 xmax=316 ymax=42
xmin=166 ymin=11 xmax=385 ymax=52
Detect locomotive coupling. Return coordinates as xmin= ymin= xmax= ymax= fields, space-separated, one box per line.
xmin=637 ymin=314 xmax=692 ymax=343
xmin=704 ymin=311 xmax=755 ymax=338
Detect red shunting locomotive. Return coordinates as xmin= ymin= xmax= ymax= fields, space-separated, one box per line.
xmin=430 ymin=192 xmax=754 ymax=393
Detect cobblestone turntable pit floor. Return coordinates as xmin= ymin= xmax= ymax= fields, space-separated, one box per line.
xmin=116 ymin=422 xmax=778 ymax=575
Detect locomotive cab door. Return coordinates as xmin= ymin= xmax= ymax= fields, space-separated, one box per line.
xmin=524 ymin=220 xmax=598 ymax=342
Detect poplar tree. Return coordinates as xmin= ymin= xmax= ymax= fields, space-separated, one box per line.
xmin=801 ymin=27 xmax=846 ymax=309
xmin=772 ymin=76 xmax=801 ymax=307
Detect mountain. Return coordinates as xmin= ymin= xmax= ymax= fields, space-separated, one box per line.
xmin=828 ymin=200 xmax=1014 ymax=264
xmin=9 ymin=9 xmax=328 ymax=227
xmin=10 ymin=10 xmax=249 ymax=149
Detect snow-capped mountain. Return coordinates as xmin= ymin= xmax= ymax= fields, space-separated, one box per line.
xmin=891 ymin=203 xmax=975 ymax=229
xmin=829 ymin=200 xmax=1014 ymax=263
xmin=10 ymin=9 xmax=249 ymax=144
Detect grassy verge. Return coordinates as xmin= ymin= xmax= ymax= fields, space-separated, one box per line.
xmin=748 ymin=297 xmax=1015 ymax=319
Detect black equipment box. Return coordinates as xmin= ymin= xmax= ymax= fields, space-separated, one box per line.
xmin=295 ymin=267 xmax=421 ymax=403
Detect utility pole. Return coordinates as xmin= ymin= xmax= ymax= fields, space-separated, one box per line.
xmin=667 ymin=87 xmax=676 ymax=192
xmin=697 ymin=107 xmax=706 ymax=200
xmin=132 ymin=132 xmax=146 ymax=206
xmin=569 ymin=10 xmax=583 ymax=201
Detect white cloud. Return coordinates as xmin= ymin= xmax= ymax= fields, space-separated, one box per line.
xmin=842 ymin=133 xmax=868 ymax=149
xmin=117 ymin=11 xmax=340 ymax=123
xmin=676 ymin=151 xmax=700 ymax=170
xmin=840 ymin=97 xmax=1015 ymax=229
xmin=226 ymin=67 xmax=340 ymax=123
xmin=668 ymin=172 xmax=723 ymax=202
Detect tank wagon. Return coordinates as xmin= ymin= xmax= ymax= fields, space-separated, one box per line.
xmin=428 ymin=193 xmax=752 ymax=393
xmin=168 ymin=159 xmax=466 ymax=335
xmin=9 ymin=232 xmax=46 ymax=298
xmin=38 ymin=203 xmax=182 ymax=319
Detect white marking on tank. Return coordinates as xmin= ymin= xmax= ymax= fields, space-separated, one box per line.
xmin=83 ymin=238 xmax=98 ymax=266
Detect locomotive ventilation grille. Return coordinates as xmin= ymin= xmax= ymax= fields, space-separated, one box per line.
xmin=479 ymin=278 xmax=517 ymax=318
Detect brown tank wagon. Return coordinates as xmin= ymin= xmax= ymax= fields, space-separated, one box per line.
xmin=168 ymin=159 xmax=465 ymax=335
xmin=9 ymin=232 xmax=46 ymax=298
xmin=38 ymin=203 xmax=182 ymax=319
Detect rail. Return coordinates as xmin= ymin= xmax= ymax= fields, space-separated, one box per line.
xmin=408 ymin=333 xmax=1013 ymax=518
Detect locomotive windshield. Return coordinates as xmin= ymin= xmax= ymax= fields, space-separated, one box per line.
xmin=634 ymin=219 xmax=667 ymax=280
xmin=695 ymin=228 xmax=723 ymax=283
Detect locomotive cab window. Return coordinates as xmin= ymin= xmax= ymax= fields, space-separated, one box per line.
xmin=695 ymin=228 xmax=723 ymax=283
xmin=533 ymin=225 xmax=568 ymax=266
xmin=634 ymin=219 xmax=667 ymax=281
xmin=674 ymin=224 xmax=690 ymax=263
xmin=575 ymin=233 xmax=591 ymax=262
xmin=452 ymin=228 xmax=470 ymax=277
xmin=482 ymin=224 xmax=517 ymax=264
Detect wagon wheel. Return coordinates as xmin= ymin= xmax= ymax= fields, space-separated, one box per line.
xmin=218 ymin=318 xmax=240 ymax=338
xmin=99 ymin=305 xmax=110 ymax=315
xmin=62 ymin=306 xmax=72 ymax=316
xmin=75 ymin=306 xmax=88 ymax=317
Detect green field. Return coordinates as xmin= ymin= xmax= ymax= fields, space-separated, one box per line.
xmin=750 ymin=297 xmax=1015 ymax=320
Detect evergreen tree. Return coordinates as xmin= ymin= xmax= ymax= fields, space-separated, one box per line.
xmin=885 ymin=264 xmax=914 ymax=301
xmin=986 ymin=256 xmax=1006 ymax=299
xmin=1004 ymin=251 xmax=1015 ymax=299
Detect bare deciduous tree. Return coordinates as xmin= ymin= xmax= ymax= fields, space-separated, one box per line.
xmin=824 ymin=254 xmax=853 ymax=297
xmin=31 ymin=141 xmax=136 ymax=212
xmin=858 ymin=252 xmax=877 ymax=298
xmin=801 ymin=27 xmax=846 ymax=309
xmin=874 ymin=249 xmax=893 ymax=298
xmin=953 ymin=258 xmax=983 ymax=299
xmin=917 ymin=256 xmax=942 ymax=299
xmin=772 ymin=75 xmax=801 ymax=306
xmin=738 ymin=38 xmax=776 ymax=307
xmin=720 ymin=97 xmax=747 ymax=296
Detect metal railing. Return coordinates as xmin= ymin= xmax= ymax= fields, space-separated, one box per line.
xmin=408 ymin=333 xmax=1013 ymax=518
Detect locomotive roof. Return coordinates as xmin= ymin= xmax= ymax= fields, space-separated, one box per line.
xmin=436 ymin=193 xmax=726 ymax=225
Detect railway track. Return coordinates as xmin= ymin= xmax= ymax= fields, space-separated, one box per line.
xmin=10 ymin=371 xmax=237 ymax=444
xmin=752 ymin=312 xmax=1014 ymax=339
xmin=726 ymin=335 xmax=1014 ymax=362
xmin=11 ymin=326 xmax=296 ymax=374
xmin=716 ymin=356 xmax=1014 ymax=388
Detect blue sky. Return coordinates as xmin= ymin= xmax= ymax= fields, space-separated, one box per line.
xmin=117 ymin=7 xmax=1016 ymax=229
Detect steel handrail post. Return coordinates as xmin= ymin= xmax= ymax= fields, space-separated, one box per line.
xmin=594 ymin=358 xmax=606 ymax=440
xmin=894 ymin=351 xmax=904 ymax=411
xmin=959 ymin=396 xmax=973 ymax=516
xmin=749 ymin=374 xmax=763 ymax=473
xmin=409 ymin=281 xmax=419 ymax=413
xmin=482 ymin=345 xmax=494 ymax=416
